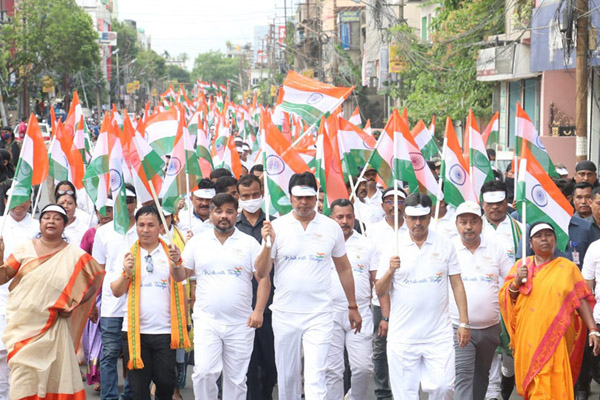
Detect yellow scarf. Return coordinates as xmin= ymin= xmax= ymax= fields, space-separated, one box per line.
xmin=127 ymin=238 xmax=191 ymax=370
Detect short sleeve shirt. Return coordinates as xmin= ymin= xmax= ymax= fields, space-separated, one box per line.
xmin=582 ymin=239 xmax=600 ymax=323
xmin=376 ymin=229 xmax=461 ymax=344
xmin=270 ymin=212 xmax=346 ymax=313
xmin=182 ymin=228 xmax=261 ymax=324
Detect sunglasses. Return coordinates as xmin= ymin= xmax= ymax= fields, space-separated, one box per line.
xmin=383 ymin=200 xmax=404 ymax=206
xmin=145 ymin=255 xmax=154 ymax=273
xmin=57 ymin=190 xmax=75 ymax=196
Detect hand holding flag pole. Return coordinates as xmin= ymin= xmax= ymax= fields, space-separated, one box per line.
xmin=261 ymin=128 xmax=272 ymax=248
xmin=432 ymin=136 xmax=448 ymax=230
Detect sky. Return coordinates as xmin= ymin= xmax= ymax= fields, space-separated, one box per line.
xmin=118 ymin=0 xmax=295 ymax=70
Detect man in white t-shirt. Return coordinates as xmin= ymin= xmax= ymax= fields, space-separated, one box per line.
xmin=177 ymin=178 xmax=215 ymax=236
xmin=325 ymin=198 xmax=375 ymax=400
xmin=368 ymin=187 xmax=406 ymax=400
xmin=93 ymin=185 xmax=138 ymax=400
xmin=176 ymin=193 xmax=272 ymax=399
xmin=352 ymin=178 xmax=383 ymax=227
xmin=451 ymin=201 xmax=512 ymax=400
xmin=259 ymin=172 xmax=362 ymax=400
xmin=376 ymin=193 xmax=470 ymax=400
xmin=433 ymin=196 xmax=458 ymax=240
xmin=0 ymin=191 xmax=38 ymax=400
xmin=111 ymin=205 xmax=187 ymax=400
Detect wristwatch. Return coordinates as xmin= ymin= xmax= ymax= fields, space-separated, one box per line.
xmin=381 ymin=316 xmax=389 ymax=322
xmin=458 ymin=322 xmax=471 ymax=329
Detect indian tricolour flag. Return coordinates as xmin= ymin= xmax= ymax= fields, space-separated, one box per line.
xmin=367 ymin=116 xmax=395 ymax=187
xmin=394 ymin=110 xmax=441 ymax=203
xmin=410 ymin=119 xmax=439 ymax=160
xmin=263 ymin=120 xmax=310 ymax=215
xmin=275 ymin=70 xmax=354 ymax=126
xmin=146 ymin=108 xmax=178 ymax=157
xmin=516 ymin=145 xmax=573 ymax=251
xmin=482 ymin=111 xmax=499 ymax=146
xmin=441 ymin=116 xmax=477 ymax=208
xmin=83 ymin=113 xmax=112 ymax=216
xmin=465 ymin=109 xmax=493 ymax=198
xmin=8 ymin=114 xmax=49 ymax=209
xmin=348 ymin=106 xmax=362 ymax=128
xmin=337 ymin=117 xmax=376 ymax=178
xmin=515 ymin=103 xmax=559 ymax=177
xmin=109 ymin=124 xmax=130 ymax=235
xmin=48 ymin=121 xmax=72 ymax=183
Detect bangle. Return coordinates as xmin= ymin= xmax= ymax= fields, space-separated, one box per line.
xmin=172 ymin=259 xmax=182 ymax=269
xmin=590 ymin=331 xmax=600 ymax=338
xmin=348 ymin=304 xmax=358 ymax=310
xmin=381 ymin=316 xmax=389 ymax=322
xmin=459 ymin=322 xmax=471 ymax=329
xmin=590 ymin=327 xmax=599 ymax=333
xmin=508 ymin=284 xmax=520 ymax=293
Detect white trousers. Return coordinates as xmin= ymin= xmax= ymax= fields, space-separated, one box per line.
xmin=485 ymin=353 xmax=515 ymax=399
xmin=192 ymin=315 xmax=255 ymax=400
xmin=0 ymin=314 xmax=8 ymax=400
xmin=387 ymin=340 xmax=455 ymax=400
xmin=272 ymin=311 xmax=333 ymax=400
xmin=325 ymin=307 xmax=373 ymax=400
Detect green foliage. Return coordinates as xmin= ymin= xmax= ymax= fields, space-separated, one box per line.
xmin=167 ymin=64 xmax=191 ymax=84
xmin=191 ymin=50 xmax=237 ymax=88
xmin=0 ymin=0 xmax=100 ymax=100
xmin=388 ymin=0 xmax=505 ymax=134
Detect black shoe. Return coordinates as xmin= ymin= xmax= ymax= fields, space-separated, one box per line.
xmin=500 ymin=374 xmax=515 ymax=400
xmin=575 ymin=390 xmax=589 ymax=400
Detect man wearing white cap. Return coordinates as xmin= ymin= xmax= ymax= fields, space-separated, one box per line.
xmin=376 ymin=193 xmax=470 ymax=400
xmin=480 ymin=180 xmax=520 ymax=400
xmin=0 ymin=189 xmax=37 ymax=400
xmin=258 ymin=171 xmax=362 ymax=400
xmin=368 ymin=186 xmax=407 ymax=400
xmin=452 ymin=201 xmax=513 ymax=400
xmin=93 ymin=184 xmax=138 ymax=400
xmin=352 ymin=177 xmax=383 ymax=227
xmin=325 ymin=198 xmax=375 ymax=400
xmin=178 ymin=178 xmax=215 ymax=236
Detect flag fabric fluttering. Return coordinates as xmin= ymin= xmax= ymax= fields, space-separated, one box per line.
xmin=9 ymin=114 xmax=49 ymax=209
xmin=515 ymin=103 xmax=559 ymax=177
xmin=441 ymin=117 xmax=477 ymax=208
xmin=83 ymin=113 xmax=112 ymax=216
xmin=465 ymin=109 xmax=494 ymax=198
xmin=316 ymin=116 xmax=348 ymax=214
xmin=337 ymin=117 xmax=377 ymax=178
xmin=348 ymin=106 xmax=362 ymax=128
xmin=410 ymin=119 xmax=440 ymax=160
xmin=145 ymin=108 xmax=178 ymax=157
xmin=275 ymin=70 xmax=354 ymax=126
xmin=109 ymin=123 xmax=130 ymax=235
xmin=48 ymin=121 xmax=73 ymax=183
xmin=516 ymin=145 xmax=573 ymax=251
xmin=481 ymin=111 xmax=499 ymax=146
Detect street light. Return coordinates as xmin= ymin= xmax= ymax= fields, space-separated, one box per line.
xmin=112 ymin=48 xmax=120 ymax=108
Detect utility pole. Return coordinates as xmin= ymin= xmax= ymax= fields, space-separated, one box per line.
xmin=576 ymin=0 xmax=589 ymax=161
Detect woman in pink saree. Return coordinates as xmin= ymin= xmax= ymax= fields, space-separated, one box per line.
xmin=0 ymin=204 xmax=104 ymax=400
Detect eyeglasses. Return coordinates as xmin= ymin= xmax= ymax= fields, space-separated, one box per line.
xmin=383 ymin=200 xmax=404 ymax=206
xmin=126 ymin=197 xmax=136 ymax=204
xmin=145 ymin=255 xmax=154 ymax=273
xmin=57 ymin=190 xmax=74 ymax=196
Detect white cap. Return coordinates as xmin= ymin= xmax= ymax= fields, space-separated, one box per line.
xmin=105 ymin=198 xmax=114 ymax=208
xmin=482 ymin=191 xmax=506 ymax=203
xmin=382 ymin=189 xmax=407 ymax=200
xmin=193 ymin=188 xmax=216 ymax=199
xmin=125 ymin=188 xmax=136 ymax=198
xmin=530 ymin=222 xmax=555 ymax=238
xmin=162 ymin=208 xmax=172 ymax=217
xmin=556 ymin=167 xmax=569 ymax=176
xmin=290 ymin=185 xmax=317 ymax=197
xmin=40 ymin=204 xmax=68 ymax=218
xmin=404 ymin=205 xmax=431 ymax=217
xmin=455 ymin=201 xmax=482 ymax=218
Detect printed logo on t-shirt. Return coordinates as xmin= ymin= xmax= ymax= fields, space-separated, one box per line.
xmin=353 ymin=264 xmax=367 ymax=273
xmin=202 ymin=267 xmax=244 ymax=277
xmin=309 ymin=252 xmax=326 ymax=262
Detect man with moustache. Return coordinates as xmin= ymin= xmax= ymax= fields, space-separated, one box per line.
xmin=178 ymin=178 xmax=215 ymax=236
xmin=352 ymin=177 xmax=383 ymax=226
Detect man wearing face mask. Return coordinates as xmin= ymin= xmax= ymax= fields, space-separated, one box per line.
xmin=235 ymin=174 xmax=277 ymax=399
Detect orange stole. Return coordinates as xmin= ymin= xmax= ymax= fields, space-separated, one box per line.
xmin=499 ymin=256 xmax=595 ymax=399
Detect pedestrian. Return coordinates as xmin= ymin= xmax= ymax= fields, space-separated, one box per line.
xmin=375 ymin=193 xmax=470 ymax=400
xmin=178 ymin=178 xmax=215 ymax=236
xmin=111 ymin=205 xmax=190 ymax=400
xmin=257 ymin=171 xmax=362 ymax=399
xmin=326 ymin=198 xmax=375 ymax=400
xmin=178 ymin=193 xmax=272 ymax=399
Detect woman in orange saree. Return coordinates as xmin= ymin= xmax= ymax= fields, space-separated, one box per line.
xmin=0 ymin=204 xmax=104 ymax=400
xmin=500 ymin=222 xmax=600 ymax=399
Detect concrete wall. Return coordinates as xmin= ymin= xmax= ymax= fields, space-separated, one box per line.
xmin=540 ymin=69 xmax=576 ymax=137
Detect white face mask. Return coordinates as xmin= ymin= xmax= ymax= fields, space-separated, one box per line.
xmin=240 ymin=197 xmax=263 ymax=214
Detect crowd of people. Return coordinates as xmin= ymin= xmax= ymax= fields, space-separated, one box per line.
xmin=1 ymin=149 xmax=600 ymax=400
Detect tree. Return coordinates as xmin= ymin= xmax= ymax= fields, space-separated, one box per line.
xmin=0 ymin=0 xmax=100 ymax=110
xmin=191 ymin=50 xmax=237 ymax=88
xmin=388 ymin=0 xmax=504 ymax=133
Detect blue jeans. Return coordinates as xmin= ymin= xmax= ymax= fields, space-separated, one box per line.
xmin=100 ymin=317 xmax=132 ymax=400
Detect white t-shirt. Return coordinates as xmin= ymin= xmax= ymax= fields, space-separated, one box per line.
xmin=376 ymin=229 xmax=461 ymax=344
xmin=483 ymin=215 xmax=518 ymax=263
xmin=64 ymin=212 xmax=92 ymax=247
xmin=450 ymin=235 xmax=513 ymax=329
xmin=0 ymin=213 xmax=38 ymax=316
xmin=178 ymin=211 xmax=212 ymax=236
xmin=182 ymin=228 xmax=261 ymax=325
xmin=331 ymin=231 xmax=375 ymax=311
xmin=270 ymin=212 xmax=346 ymax=313
xmin=120 ymin=244 xmax=173 ymax=334
xmin=354 ymin=199 xmax=384 ymax=226
xmin=369 ymin=218 xmax=406 ymax=306
xmin=365 ymin=189 xmax=383 ymax=209
xmin=92 ymin=223 xmax=138 ymax=318
xmin=434 ymin=207 xmax=458 ymax=240
xmin=582 ymin=240 xmax=600 ymax=323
